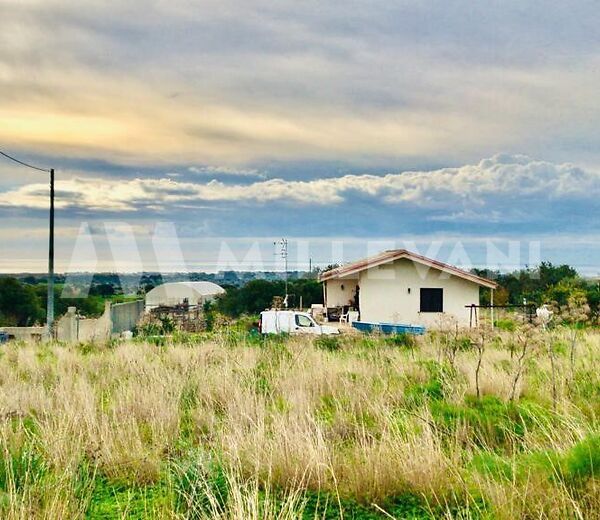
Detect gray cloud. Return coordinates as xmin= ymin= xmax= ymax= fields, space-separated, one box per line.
xmin=2 ymin=1 xmax=600 ymax=272
xmin=187 ymin=165 xmax=266 ymax=179
xmin=1 ymin=155 xmax=597 ymax=217
xmin=1 ymin=1 xmax=600 ymax=166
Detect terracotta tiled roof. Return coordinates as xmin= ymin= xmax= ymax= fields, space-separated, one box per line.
xmin=319 ymin=249 xmax=497 ymax=289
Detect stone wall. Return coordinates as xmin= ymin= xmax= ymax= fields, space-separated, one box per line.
xmin=2 ymin=326 xmax=47 ymax=342
xmin=111 ymin=300 xmax=145 ymax=334
xmin=55 ymin=300 xmax=143 ymax=343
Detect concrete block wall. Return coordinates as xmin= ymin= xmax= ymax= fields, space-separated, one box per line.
xmin=55 ymin=300 xmax=143 ymax=343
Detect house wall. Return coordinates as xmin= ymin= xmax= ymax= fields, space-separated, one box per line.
xmin=357 ymin=258 xmax=480 ymax=327
xmin=325 ymin=277 xmax=359 ymax=308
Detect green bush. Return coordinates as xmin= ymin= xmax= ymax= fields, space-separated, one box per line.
xmin=384 ymin=333 xmax=417 ymax=349
xmin=471 ymin=434 xmax=599 ymax=489
xmin=562 ymin=434 xmax=600 ymax=484
xmin=430 ymin=396 xmax=546 ymax=448
xmin=494 ymin=318 xmax=517 ymax=331
xmin=314 ymin=335 xmax=342 ymax=352
xmin=405 ymin=379 xmax=445 ymax=404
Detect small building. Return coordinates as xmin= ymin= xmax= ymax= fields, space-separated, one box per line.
xmin=145 ymin=281 xmax=225 ymax=310
xmin=319 ymin=249 xmax=496 ymax=327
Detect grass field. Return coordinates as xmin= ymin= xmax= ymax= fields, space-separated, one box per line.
xmin=0 ymin=325 xmax=598 ymax=519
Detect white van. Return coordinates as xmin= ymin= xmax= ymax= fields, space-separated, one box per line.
xmin=259 ymin=310 xmax=339 ymax=335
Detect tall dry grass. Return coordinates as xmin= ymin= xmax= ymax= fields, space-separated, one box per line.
xmin=0 ymin=326 xmax=597 ymax=518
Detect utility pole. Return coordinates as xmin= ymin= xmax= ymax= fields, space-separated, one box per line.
xmin=0 ymin=151 xmax=54 ymax=338
xmin=47 ymin=169 xmax=55 ymax=335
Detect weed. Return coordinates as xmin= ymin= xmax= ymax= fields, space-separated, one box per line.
xmin=315 ymin=335 xmax=342 ymax=352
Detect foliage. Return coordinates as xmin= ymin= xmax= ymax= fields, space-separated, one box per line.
xmin=137 ymin=317 xmax=174 ymax=337
xmin=215 ymin=278 xmax=323 ymax=317
xmin=470 ymin=433 xmax=600 ymax=487
xmin=384 ymin=332 xmax=417 ymax=349
xmin=34 ymin=285 xmax=106 ymax=318
xmin=476 ymin=262 xmax=599 ymax=322
xmin=494 ymin=318 xmax=517 ymax=331
xmin=87 ymin=477 xmax=172 ymax=519
xmin=172 ymin=453 xmax=229 ymax=518
xmin=314 ymin=335 xmax=342 ymax=352
xmin=0 ymin=277 xmax=44 ymax=326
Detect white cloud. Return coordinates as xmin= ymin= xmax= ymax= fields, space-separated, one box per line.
xmin=0 ymin=155 xmax=597 ymax=214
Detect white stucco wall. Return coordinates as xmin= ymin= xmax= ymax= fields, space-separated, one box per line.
xmin=350 ymin=258 xmax=480 ymax=326
xmin=325 ymin=277 xmax=359 ymax=307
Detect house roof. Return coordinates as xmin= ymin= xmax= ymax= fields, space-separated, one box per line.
xmin=319 ymin=249 xmax=497 ymax=289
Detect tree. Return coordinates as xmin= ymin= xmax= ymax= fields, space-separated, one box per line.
xmin=543 ymin=278 xmax=587 ymax=307
xmin=89 ymin=283 xmax=116 ymax=297
xmin=215 ymin=278 xmax=324 ymax=317
xmin=34 ymin=285 xmax=105 ymax=319
xmin=0 ymin=278 xmax=44 ymax=326
xmin=476 ymin=262 xmax=583 ymax=306
xmin=538 ymin=262 xmax=578 ymax=288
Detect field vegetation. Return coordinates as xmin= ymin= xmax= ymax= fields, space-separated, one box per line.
xmin=0 ymin=317 xmax=598 ymax=519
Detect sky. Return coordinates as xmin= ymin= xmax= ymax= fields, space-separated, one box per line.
xmin=1 ymin=0 xmax=599 ymax=274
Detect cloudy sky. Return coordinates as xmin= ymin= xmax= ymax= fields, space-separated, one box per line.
xmin=1 ymin=0 xmax=599 ymax=273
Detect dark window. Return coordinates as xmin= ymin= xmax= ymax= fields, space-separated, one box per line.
xmin=420 ymin=288 xmax=443 ymax=313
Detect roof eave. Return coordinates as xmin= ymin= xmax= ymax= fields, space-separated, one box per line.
xmin=320 ymin=251 xmax=498 ymax=289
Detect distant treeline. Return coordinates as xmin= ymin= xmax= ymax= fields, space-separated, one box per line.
xmin=0 ymin=279 xmax=129 ymax=327
xmin=214 ymin=278 xmax=323 ymax=317
xmin=475 ymin=262 xmax=599 ymax=313
xmin=1 ymin=262 xmax=598 ymax=326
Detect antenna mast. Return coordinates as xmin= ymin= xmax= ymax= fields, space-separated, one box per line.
xmin=275 ymin=238 xmax=289 ymax=307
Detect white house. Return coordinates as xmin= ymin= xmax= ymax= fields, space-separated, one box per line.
xmin=319 ymin=249 xmax=496 ymax=327
xmin=145 ymin=282 xmax=225 ymax=310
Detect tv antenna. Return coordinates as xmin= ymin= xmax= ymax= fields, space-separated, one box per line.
xmin=274 ymin=238 xmax=289 ymax=307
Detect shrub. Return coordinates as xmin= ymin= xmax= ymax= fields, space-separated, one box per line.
xmin=384 ymin=333 xmax=417 ymax=349
xmin=430 ymin=396 xmax=546 ymax=448
xmin=405 ymin=379 xmax=445 ymax=405
xmin=562 ymin=434 xmax=600 ymax=484
xmin=314 ymin=335 xmax=342 ymax=352
xmin=495 ymin=318 xmax=517 ymax=331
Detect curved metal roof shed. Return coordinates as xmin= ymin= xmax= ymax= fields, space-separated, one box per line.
xmin=145 ymin=282 xmax=225 ymax=309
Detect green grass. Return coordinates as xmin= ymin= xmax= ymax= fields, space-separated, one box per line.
xmin=0 ymin=327 xmax=597 ymax=518
xmin=86 ymin=477 xmax=172 ymax=519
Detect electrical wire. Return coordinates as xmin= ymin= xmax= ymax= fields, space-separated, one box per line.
xmin=0 ymin=150 xmax=51 ymax=173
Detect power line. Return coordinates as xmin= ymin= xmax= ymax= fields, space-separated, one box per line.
xmin=0 ymin=150 xmax=51 ymax=173
xmin=0 ymin=148 xmax=55 ymax=338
